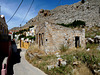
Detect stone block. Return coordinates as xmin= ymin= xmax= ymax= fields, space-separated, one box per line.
xmin=47 ymin=65 xmax=54 ymax=70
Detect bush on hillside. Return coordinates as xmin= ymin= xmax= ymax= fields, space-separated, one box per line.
xmin=57 ymin=20 xmax=85 ymax=28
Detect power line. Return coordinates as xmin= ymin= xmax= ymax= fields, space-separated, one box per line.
xmin=21 ymin=0 xmax=34 ymax=25
xmin=7 ymin=0 xmax=23 ymax=23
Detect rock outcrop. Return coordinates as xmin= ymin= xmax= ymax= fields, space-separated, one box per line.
xmin=11 ymin=0 xmax=100 ymax=30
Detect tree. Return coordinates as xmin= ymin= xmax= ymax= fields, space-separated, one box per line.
xmin=81 ymin=0 xmax=85 ymax=3
xmin=18 ymin=35 xmax=25 ymax=40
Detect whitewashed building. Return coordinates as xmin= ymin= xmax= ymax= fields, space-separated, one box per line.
xmin=15 ymin=34 xmax=20 ymax=40
xmin=8 ymin=31 xmax=13 ymax=40
xmin=26 ymin=26 xmax=36 ymax=36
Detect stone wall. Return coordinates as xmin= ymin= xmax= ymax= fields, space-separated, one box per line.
xmin=35 ymin=22 xmax=85 ymax=53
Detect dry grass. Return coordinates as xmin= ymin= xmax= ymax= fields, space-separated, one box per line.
xmin=86 ymin=43 xmax=99 ymax=50
xmin=73 ymin=64 xmax=93 ymax=75
xmin=60 ymin=47 xmax=84 ymax=56
xmin=25 ymin=53 xmax=57 ymax=74
xmin=26 ymin=48 xmax=98 ymax=75
xmin=59 ymin=44 xmax=69 ymax=53
xmin=25 ymin=42 xmax=99 ymax=75
xmin=27 ymin=44 xmax=46 ymax=55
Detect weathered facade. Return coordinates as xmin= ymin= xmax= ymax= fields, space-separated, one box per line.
xmin=0 ymin=15 xmax=8 ymax=40
xmin=35 ymin=22 xmax=85 ymax=53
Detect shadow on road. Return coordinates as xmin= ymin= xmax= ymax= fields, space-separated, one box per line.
xmin=0 ymin=53 xmax=5 ymax=75
xmin=7 ymin=49 xmax=21 ymax=75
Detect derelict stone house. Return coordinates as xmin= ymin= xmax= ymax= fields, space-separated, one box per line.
xmin=35 ymin=22 xmax=85 ymax=53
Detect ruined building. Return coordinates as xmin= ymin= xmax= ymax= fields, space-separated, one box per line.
xmin=35 ymin=22 xmax=85 ymax=53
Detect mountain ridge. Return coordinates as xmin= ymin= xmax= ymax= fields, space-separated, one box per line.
xmin=10 ymin=0 xmax=100 ymax=30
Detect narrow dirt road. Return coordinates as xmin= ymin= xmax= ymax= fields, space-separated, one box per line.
xmin=13 ymin=49 xmax=46 ymax=75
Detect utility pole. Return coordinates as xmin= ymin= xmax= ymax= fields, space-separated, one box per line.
xmin=20 ymin=24 xmax=21 ymax=48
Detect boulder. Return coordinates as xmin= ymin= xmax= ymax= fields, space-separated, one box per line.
xmin=86 ymin=48 xmax=90 ymax=51
xmin=47 ymin=65 xmax=54 ymax=70
xmin=98 ymin=63 xmax=100 ymax=66
xmin=57 ymin=57 xmax=63 ymax=61
xmin=87 ymin=38 xmax=94 ymax=43
xmin=55 ymin=53 xmax=60 ymax=57
xmin=94 ymin=35 xmax=100 ymax=39
xmin=94 ymin=70 xmax=100 ymax=75
xmin=39 ymin=9 xmax=44 ymax=13
xmin=73 ymin=61 xmax=81 ymax=66
xmin=56 ymin=55 xmax=60 ymax=58
xmin=44 ymin=10 xmax=50 ymax=16
xmin=61 ymin=61 xmax=67 ymax=66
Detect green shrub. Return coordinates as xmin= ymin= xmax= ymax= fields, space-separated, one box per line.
xmin=29 ymin=36 xmax=35 ymax=40
xmin=29 ymin=26 xmax=34 ymax=28
xmin=65 ymin=55 xmax=74 ymax=65
xmin=59 ymin=44 xmax=69 ymax=52
xmin=85 ymin=26 xmax=100 ymax=38
xmin=57 ymin=20 xmax=85 ymax=28
xmin=13 ymin=29 xmax=27 ymax=35
xmin=18 ymin=35 xmax=25 ymax=40
xmin=86 ymin=43 xmax=99 ymax=50
xmin=24 ymin=36 xmax=35 ymax=40
xmin=86 ymin=43 xmax=90 ymax=49
xmin=62 ymin=49 xmax=100 ymax=67
xmin=26 ymin=48 xmax=100 ymax=75
xmin=81 ymin=0 xmax=85 ymax=3
xmin=74 ymin=51 xmax=100 ymax=65
xmin=51 ymin=65 xmax=73 ymax=75
xmin=23 ymin=29 xmax=28 ymax=31
xmin=96 ymin=32 xmax=100 ymax=35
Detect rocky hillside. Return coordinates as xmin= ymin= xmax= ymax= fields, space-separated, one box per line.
xmin=10 ymin=27 xmax=20 ymax=31
xmin=11 ymin=0 xmax=100 ymax=30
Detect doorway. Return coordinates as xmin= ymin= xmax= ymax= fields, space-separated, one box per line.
xmin=75 ymin=36 xmax=80 ymax=48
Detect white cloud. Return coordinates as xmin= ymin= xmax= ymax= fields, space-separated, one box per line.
xmin=1 ymin=2 xmax=37 ymax=29
xmin=2 ymin=3 xmax=35 ymax=20
xmin=1 ymin=3 xmax=13 ymax=17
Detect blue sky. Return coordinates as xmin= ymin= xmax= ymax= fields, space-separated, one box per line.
xmin=0 ymin=0 xmax=81 ymax=29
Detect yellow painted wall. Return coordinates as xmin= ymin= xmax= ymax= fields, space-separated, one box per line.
xmin=21 ymin=40 xmax=30 ymax=49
